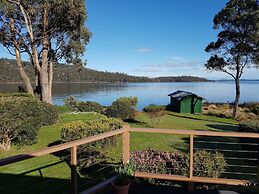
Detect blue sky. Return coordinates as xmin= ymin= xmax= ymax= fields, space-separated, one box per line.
xmin=1 ymin=0 xmax=258 ymax=79
xmin=84 ymin=0 xmax=259 ymax=79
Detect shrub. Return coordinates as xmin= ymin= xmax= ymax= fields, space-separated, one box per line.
xmin=60 ymin=116 xmax=124 ymax=172
xmin=64 ymin=96 xmax=104 ymax=113
xmin=77 ymin=101 xmax=103 ymax=113
xmin=239 ymin=119 xmax=259 ymax=133
xmin=243 ymin=102 xmax=259 ymax=115
xmin=193 ymin=150 xmax=226 ymax=178
xmin=143 ymin=105 xmax=165 ymax=127
xmin=40 ymin=101 xmax=59 ymax=125
xmin=0 ymin=94 xmax=59 ymax=150
xmin=131 ymin=149 xmax=226 ymax=178
xmin=64 ymin=96 xmax=79 ymax=110
xmin=0 ymin=96 xmax=44 ymax=149
xmin=106 ymin=97 xmax=138 ymax=121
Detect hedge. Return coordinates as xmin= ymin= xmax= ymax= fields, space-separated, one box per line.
xmin=60 ymin=115 xmax=124 ymax=173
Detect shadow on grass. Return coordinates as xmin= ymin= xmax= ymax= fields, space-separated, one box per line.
xmin=206 ymin=124 xmax=238 ymax=132
xmin=126 ymin=119 xmax=150 ymax=127
xmin=48 ymin=140 xmax=69 ymax=159
xmin=167 ymin=112 xmax=236 ymax=125
xmin=0 ymin=159 xmax=116 ymax=194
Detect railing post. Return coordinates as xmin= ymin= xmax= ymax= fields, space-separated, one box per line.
xmin=71 ymin=145 xmax=78 ymax=194
xmin=188 ymin=134 xmax=194 ymax=191
xmin=122 ymin=125 xmax=130 ymax=164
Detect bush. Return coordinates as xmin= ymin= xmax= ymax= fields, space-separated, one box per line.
xmin=143 ymin=105 xmax=165 ymax=127
xmin=131 ymin=149 xmax=227 ymax=178
xmin=0 ymin=96 xmax=44 ymax=149
xmin=64 ymin=96 xmax=103 ymax=113
xmin=239 ymin=119 xmax=259 ymax=133
xmin=60 ymin=115 xmax=124 ymax=172
xmin=77 ymin=101 xmax=103 ymax=113
xmin=243 ymin=102 xmax=259 ymax=115
xmin=0 ymin=94 xmax=59 ymax=150
xmin=40 ymin=101 xmax=59 ymax=125
xmin=193 ymin=150 xmax=226 ymax=178
xmin=106 ymin=97 xmax=138 ymax=121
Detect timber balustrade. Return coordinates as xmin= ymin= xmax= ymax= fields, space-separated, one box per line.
xmin=1 ymin=126 xmax=259 ymax=194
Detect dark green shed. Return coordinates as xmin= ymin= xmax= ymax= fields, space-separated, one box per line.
xmin=168 ymin=90 xmax=203 ymax=114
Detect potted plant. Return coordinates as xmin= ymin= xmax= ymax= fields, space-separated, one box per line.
xmin=111 ymin=163 xmax=136 ymax=194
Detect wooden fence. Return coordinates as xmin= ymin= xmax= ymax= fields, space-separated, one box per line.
xmin=0 ymin=125 xmax=259 ymax=194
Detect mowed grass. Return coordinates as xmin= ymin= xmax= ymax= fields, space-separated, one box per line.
xmin=128 ymin=111 xmax=237 ymax=152
xmin=0 ymin=111 xmax=238 ymax=193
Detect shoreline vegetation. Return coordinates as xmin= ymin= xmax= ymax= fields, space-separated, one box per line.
xmin=0 ymin=58 xmax=210 ymax=83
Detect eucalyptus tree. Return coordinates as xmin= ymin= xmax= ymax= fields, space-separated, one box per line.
xmin=0 ymin=0 xmax=91 ymax=103
xmin=205 ymin=0 xmax=258 ymax=118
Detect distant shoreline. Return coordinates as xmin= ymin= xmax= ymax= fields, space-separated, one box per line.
xmin=2 ymin=80 xmax=259 ymax=84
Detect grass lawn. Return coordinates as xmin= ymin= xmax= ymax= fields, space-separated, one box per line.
xmin=0 ymin=111 xmax=238 ymax=194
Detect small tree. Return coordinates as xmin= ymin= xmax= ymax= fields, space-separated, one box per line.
xmin=205 ymin=0 xmax=258 ymax=118
xmin=143 ymin=105 xmax=165 ymax=128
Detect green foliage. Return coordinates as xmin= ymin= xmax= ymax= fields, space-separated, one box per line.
xmin=106 ymin=97 xmax=138 ymax=121
xmin=131 ymin=150 xmax=227 ymax=178
xmin=0 ymin=94 xmax=58 ymax=150
xmin=40 ymin=102 xmax=59 ymax=125
xmin=205 ymin=0 xmax=258 ymax=71
xmin=193 ymin=150 xmax=226 ymax=178
xmin=0 ymin=92 xmax=33 ymax=97
xmin=239 ymin=119 xmax=259 ymax=133
xmin=60 ymin=115 xmax=124 ymax=172
xmin=64 ymin=96 xmax=103 ymax=113
xmin=143 ymin=105 xmax=165 ymax=127
xmin=0 ymin=96 xmax=44 ymax=149
xmin=64 ymin=96 xmax=78 ymax=110
xmin=77 ymin=101 xmax=103 ymax=113
xmin=114 ymin=163 xmax=136 ymax=186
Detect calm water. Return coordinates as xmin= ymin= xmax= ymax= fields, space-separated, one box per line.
xmin=1 ymin=81 xmax=259 ymax=110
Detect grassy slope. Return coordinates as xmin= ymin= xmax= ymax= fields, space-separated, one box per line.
xmin=108 ymin=111 xmax=237 ymax=159
xmin=0 ymin=111 xmax=238 ymax=193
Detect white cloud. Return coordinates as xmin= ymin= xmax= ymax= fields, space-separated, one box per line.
xmin=169 ymin=56 xmax=185 ymax=61
xmin=137 ymin=48 xmax=152 ymax=53
xmin=131 ymin=56 xmax=205 ymax=76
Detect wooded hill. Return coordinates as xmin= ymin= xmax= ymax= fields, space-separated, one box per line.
xmin=0 ymin=58 xmax=210 ymax=83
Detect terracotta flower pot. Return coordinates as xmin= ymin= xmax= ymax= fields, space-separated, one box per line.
xmin=111 ymin=181 xmax=131 ymax=194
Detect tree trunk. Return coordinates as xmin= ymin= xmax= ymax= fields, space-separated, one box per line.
xmin=48 ymin=60 xmax=53 ymax=103
xmin=15 ymin=49 xmax=34 ymax=95
xmin=40 ymin=3 xmax=52 ymax=104
xmin=232 ymin=78 xmax=240 ymax=119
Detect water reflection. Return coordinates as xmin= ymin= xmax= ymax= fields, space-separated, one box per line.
xmin=0 ymin=81 xmax=259 ymax=110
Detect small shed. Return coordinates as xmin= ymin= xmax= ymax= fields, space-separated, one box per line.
xmin=168 ymin=90 xmax=203 ymax=114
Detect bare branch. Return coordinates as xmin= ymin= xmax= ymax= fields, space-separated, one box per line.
xmin=221 ymin=69 xmax=236 ymax=80
xmin=239 ymin=56 xmax=249 ymax=78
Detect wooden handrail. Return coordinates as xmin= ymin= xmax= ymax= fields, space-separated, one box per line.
xmin=0 ymin=127 xmax=125 ymax=167
xmin=134 ymin=172 xmax=251 ymax=186
xmin=130 ymin=128 xmax=259 ymax=138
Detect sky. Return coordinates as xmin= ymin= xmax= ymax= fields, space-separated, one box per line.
xmin=0 ymin=0 xmax=258 ymax=79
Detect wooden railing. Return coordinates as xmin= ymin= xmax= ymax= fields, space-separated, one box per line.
xmin=130 ymin=128 xmax=259 ymax=189
xmin=0 ymin=126 xmax=259 ymax=194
